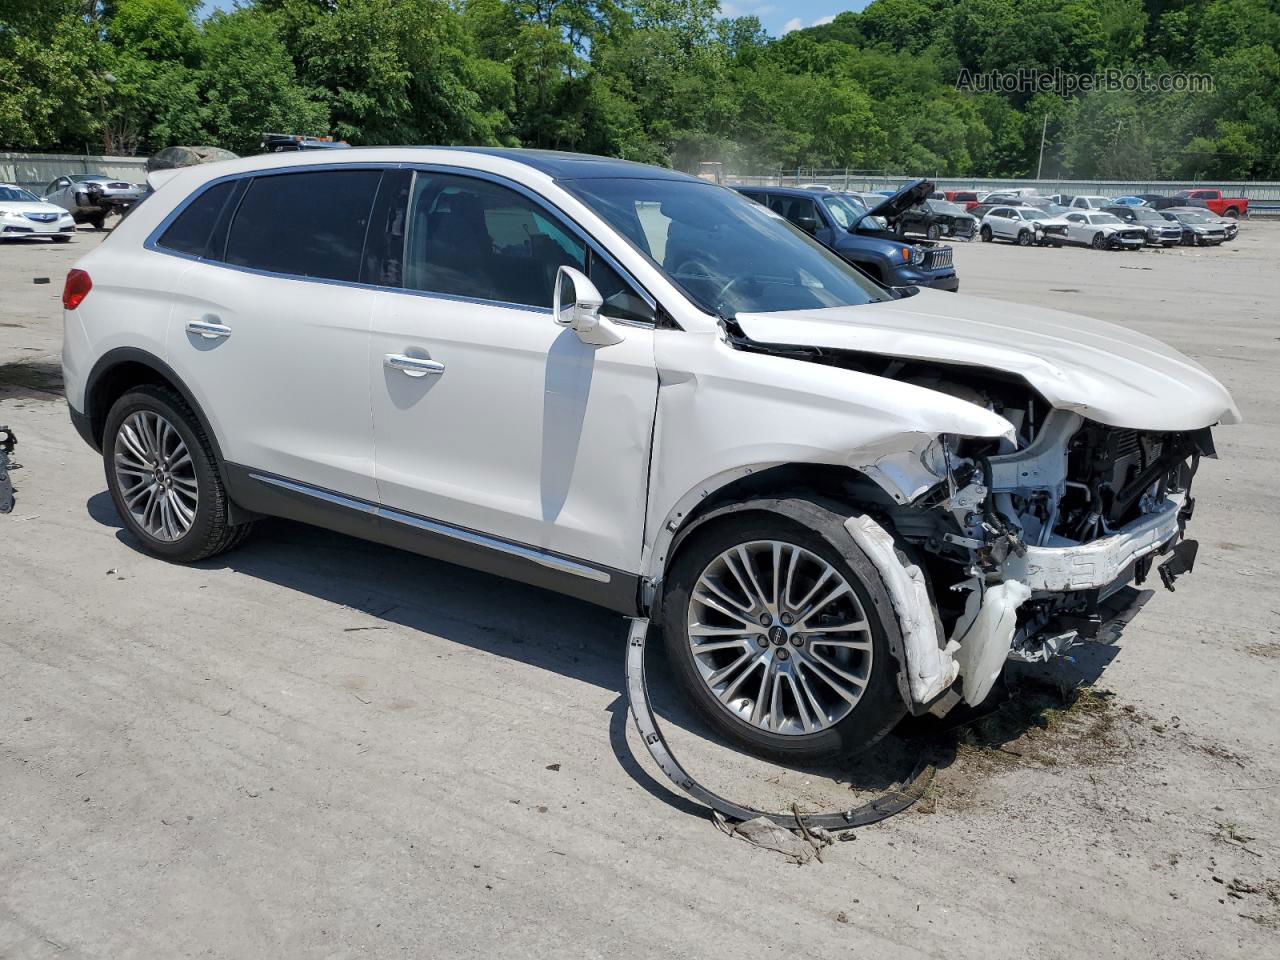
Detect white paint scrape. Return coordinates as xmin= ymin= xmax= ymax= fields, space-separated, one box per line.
xmin=845 ymin=515 xmax=959 ymax=704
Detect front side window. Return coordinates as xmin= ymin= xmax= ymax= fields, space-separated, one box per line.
xmin=403 ymin=173 xmax=651 ymax=321
xmin=224 ymin=169 xmax=382 ymax=282
xmin=404 ymin=173 xmax=585 ymax=308
xmin=567 ymin=177 xmax=885 ymax=317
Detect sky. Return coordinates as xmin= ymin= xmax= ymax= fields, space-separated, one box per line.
xmin=199 ymin=1 xmax=871 ymax=41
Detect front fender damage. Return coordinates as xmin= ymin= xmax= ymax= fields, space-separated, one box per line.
xmin=845 ymin=514 xmax=958 ymax=705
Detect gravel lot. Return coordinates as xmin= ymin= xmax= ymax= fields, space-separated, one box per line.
xmin=3 ymin=223 xmax=1278 ymax=959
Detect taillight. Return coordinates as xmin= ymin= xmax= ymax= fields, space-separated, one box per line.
xmin=63 ymin=269 xmax=92 ymax=310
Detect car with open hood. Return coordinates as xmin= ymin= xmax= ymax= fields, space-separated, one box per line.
xmin=737 ymin=182 xmax=959 ymax=291
xmin=898 ymin=197 xmax=978 ymax=241
xmin=63 ymin=149 xmax=1237 ymax=764
xmin=0 ymin=184 xmax=77 ymax=242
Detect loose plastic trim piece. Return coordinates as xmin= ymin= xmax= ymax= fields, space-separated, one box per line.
xmin=625 ymin=617 xmax=934 ymax=830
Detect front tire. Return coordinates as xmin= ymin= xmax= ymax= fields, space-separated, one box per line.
xmin=1017 ymin=229 xmax=1033 ymax=246
xmin=660 ymin=504 xmax=907 ymax=763
xmin=1091 ymin=232 xmax=1107 ymax=250
xmin=927 ymin=224 xmax=941 ymax=240
xmin=103 ymin=385 xmax=253 ymax=562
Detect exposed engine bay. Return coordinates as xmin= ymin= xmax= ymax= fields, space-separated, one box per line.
xmin=722 ymin=325 xmax=1214 ymax=711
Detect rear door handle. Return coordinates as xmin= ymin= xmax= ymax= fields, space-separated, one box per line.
xmin=384 ymin=354 xmax=444 ymax=377
xmin=186 ymin=320 xmax=232 ymax=340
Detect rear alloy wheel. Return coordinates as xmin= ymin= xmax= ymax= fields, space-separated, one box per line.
xmin=103 ymin=385 xmax=253 ymax=562
xmin=979 ymin=225 xmax=993 ymax=242
xmin=1091 ymin=232 xmax=1107 ymax=250
xmin=662 ymin=509 xmax=906 ymax=763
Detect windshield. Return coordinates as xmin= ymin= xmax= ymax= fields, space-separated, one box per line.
xmin=1091 ymin=213 xmax=1123 ymax=225
xmin=0 ymin=186 xmax=40 ymax=202
xmin=821 ymin=194 xmax=867 ymax=229
xmin=928 ymin=200 xmax=965 ymax=216
xmin=568 ymin=178 xmax=885 ymax=317
xmin=1128 ymin=208 xmax=1164 ymax=221
xmin=1017 ymin=209 xmax=1050 ymax=220
xmin=1176 ymin=211 xmax=1209 ymax=223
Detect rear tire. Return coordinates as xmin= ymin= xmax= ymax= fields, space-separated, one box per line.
xmin=979 ymin=225 xmax=992 ymax=242
xmin=103 ymin=384 xmax=253 ymax=562
xmin=660 ymin=503 xmax=908 ymax=764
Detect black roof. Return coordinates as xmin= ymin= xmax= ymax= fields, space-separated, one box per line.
xmin=431 ymin=147 xmax=701 ymax=182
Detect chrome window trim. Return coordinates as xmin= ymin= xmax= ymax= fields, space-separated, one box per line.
xmin=143 ymin=160 xmax=661 ymax=326
xmin=249 ymin=472 xmax=612 ymax=583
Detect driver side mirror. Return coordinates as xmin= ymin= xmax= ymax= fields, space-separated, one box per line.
xmin=554 ymin=265 xmax=622 ymax=346
xmin=793 ymin=215 xmax=819 ymax=235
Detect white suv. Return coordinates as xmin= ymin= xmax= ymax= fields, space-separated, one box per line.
xmin=62 ymin=149 xmax=1240 ymax=763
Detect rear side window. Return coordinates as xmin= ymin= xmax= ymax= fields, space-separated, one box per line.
xmin=157 ymin=181 xmax=235 ymax=257
xmin=225 ymin=170 xmax=381 ymax=282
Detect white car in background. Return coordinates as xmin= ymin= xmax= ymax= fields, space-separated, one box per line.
xmin=1061 ymin=210 xmax=1147 ymax=249
xmin=1070 ymin=195 xmax=1114 ymax=210
xmin=0 ymin=184 xmax=76 ymax=242
xmin=978 ymin=205 xmax=1070 ymax=246
xmin=62 ymin=148 xmax=1237 ymax=764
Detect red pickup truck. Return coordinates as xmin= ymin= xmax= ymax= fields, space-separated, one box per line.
xmin=1174 ymin=189 xmax=1248 ymax=218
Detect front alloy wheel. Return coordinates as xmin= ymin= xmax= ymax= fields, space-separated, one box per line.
xmin=686 ymin=540 xmax=873 ymax=736
xmin=661 ymin=507 xmax=907 ymax=763
xmin=1091 ymin=232 xmax=1107 ymax=250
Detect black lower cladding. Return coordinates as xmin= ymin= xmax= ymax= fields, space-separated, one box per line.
xmin=222 ymin=463 xmax=641 ymax=614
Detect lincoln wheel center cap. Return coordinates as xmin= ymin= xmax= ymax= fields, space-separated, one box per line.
xmin=767 ymin=625 xmax=788 ymax=646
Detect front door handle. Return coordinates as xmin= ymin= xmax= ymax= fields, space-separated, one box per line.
xmin=384 ymin=354 xmax=445 ymax=378
xmin=186 ymin=320 xmax=232 ymax=340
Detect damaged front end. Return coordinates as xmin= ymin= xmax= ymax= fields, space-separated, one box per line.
xmin=880 ymin=385 xmax=1213 ymax=712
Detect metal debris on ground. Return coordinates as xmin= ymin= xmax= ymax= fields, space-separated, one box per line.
xmin=625 ymin=616 xmax=934 ymax=847
xmin=0 ymin=426 xmax=16 ymax=513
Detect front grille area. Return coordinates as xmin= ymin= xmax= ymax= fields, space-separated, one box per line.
xmin=1042 ymin=224 xmax=1067 ymax=236
xmin=24 ymin=212 xmax=57 ymax=223
xmin=1118 ymin=229 xmax=1145 ymax=242
xmin=925 ymin=247 xmax=953 ymax=270
xmin=108 ymin=182 xmax=130 ymax=189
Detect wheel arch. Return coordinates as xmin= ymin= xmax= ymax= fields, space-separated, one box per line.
xmin=84 ymin=347 xmax=226 ymax=470
xmin=644 ymin=462 xmax=900 ymax=602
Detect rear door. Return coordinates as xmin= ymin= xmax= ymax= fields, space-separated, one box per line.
xmin=162 ymin=167 xmax=383 ymax=501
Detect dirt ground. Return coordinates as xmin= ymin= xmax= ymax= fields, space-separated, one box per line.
xmin=2 ymin=222 xmax=1278 ymax=959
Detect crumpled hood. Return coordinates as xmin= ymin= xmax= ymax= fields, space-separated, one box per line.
xmin=734 ymin=289 xmax=1241 ymax=432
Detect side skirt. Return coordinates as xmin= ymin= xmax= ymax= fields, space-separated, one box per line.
xmin=223 ymin=464 xmax=641 ymax=614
